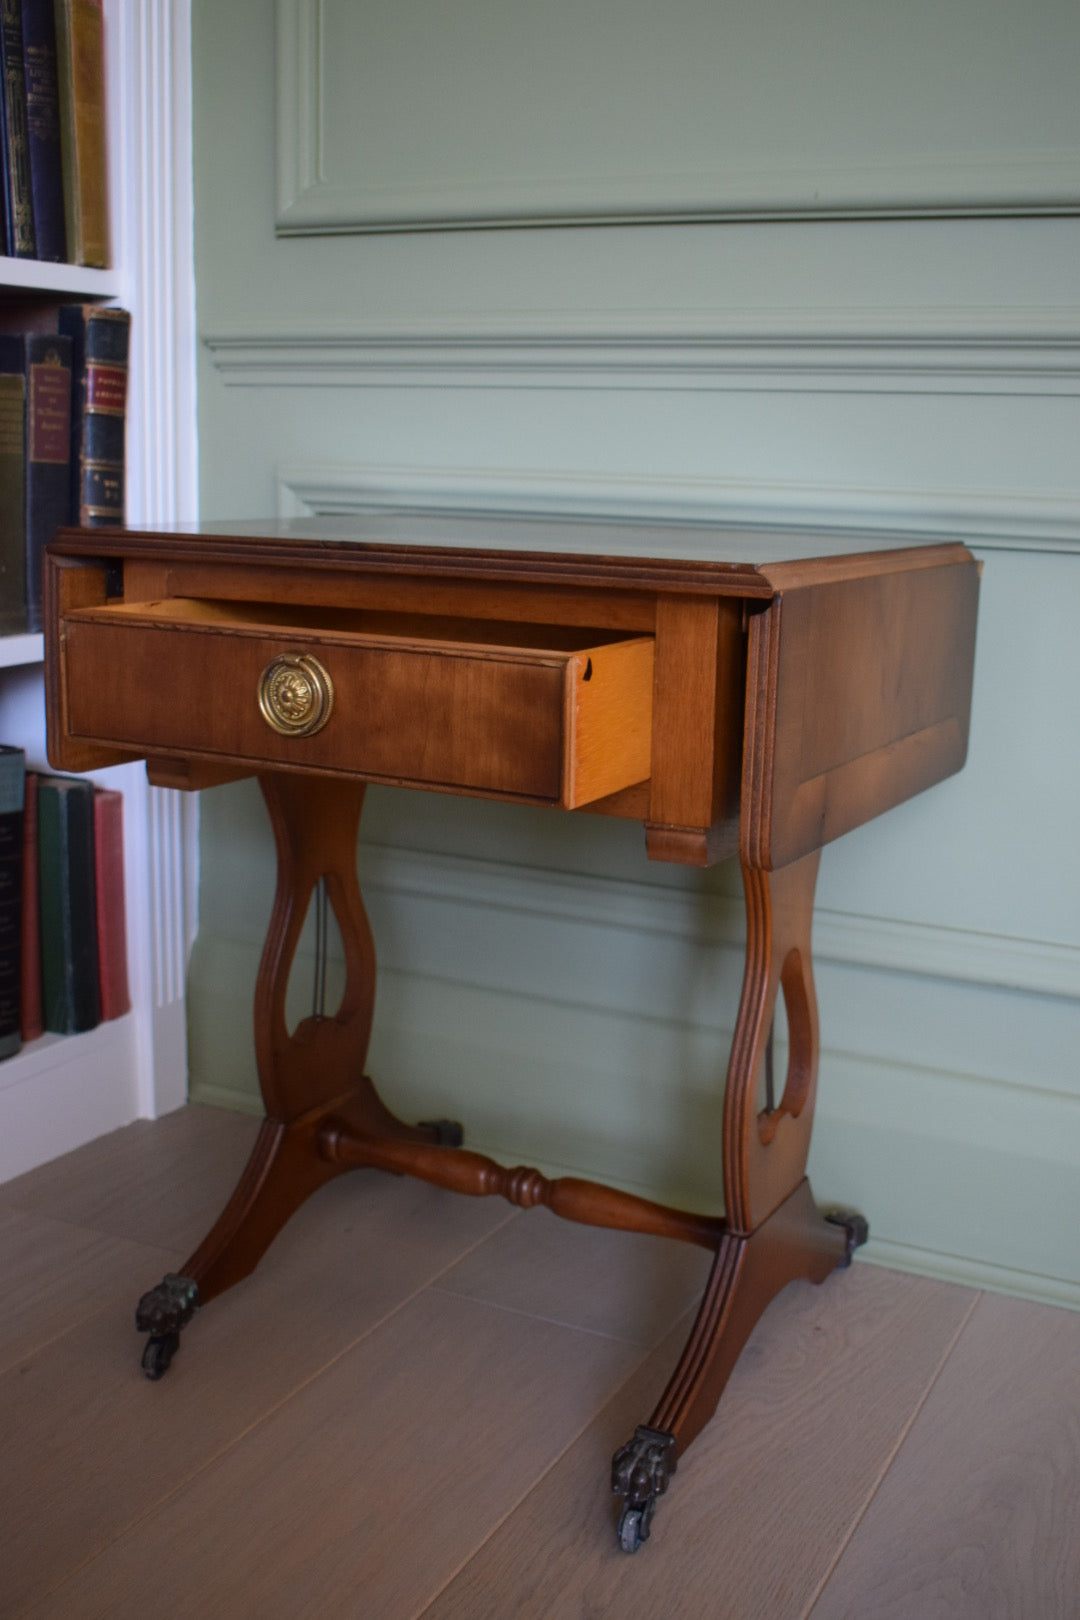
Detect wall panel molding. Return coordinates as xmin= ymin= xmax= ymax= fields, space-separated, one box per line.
xmin=276 ymin=460 xmax=1080 ymax=559
xmin=354 ymin=840 xmax=1080 ymax=1011
xmin=206 ymin=310 xmax=1080 ymax=395
xmin=275 ymin=0 xmax=1080 ymax=231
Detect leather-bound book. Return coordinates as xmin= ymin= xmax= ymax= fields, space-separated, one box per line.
xmin=57 ymin=302 xmax=127 ymax=526
xmin=0 ymin=370 xmax=27 ymax=632
xmin=0 ymin=745 xmax=25 ymax=1060
xmin=0 ymin=331 xmax=72 ymax=630
xmin=93 ymin=786 xmax=129 ymax=1021
xmin=37 ymin=773 xmax=99 ymax=1034
xmin=20 ymin=769 xmax=41 ymax=1041
xmin=20 ymin=0 xmax=66 ymax=261
xmin=0 ymin=0 xmax=36 ymax=257
xmin=51 ymin=0 xmax=107 ymax=266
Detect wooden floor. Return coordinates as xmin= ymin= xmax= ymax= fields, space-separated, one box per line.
xmin=2 ymin=1104 xmax=1078 ymax=1619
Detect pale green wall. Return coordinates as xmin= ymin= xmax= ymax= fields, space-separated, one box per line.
xmin=189 ymin=0 xmax=1080 ymax=1307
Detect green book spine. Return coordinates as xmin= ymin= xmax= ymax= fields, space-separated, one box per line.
xmin=0 ymin=745 xmax=25 ymax=1059
xmin=37 ymin=773 xmax=99 ymax=1035
xmin=0 ymin=372 xmax=27 ymax=633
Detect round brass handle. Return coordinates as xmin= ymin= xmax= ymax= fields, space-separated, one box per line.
xmin=257 ymin=652 xmax=334 ymax=738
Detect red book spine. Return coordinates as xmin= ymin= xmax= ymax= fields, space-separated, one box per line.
xmin=20 ymin=770 xmax=41 ymax=1042
xmin=93 ymin=787 xmax=130 ymax=1021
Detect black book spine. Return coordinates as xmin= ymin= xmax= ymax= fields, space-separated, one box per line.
xmin=20 ymin=0 xmax=65 ymax=261
xmin=0 ymin=0 xmax=35 ymax=256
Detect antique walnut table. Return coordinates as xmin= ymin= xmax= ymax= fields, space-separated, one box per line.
xmin=44 ymin=516 xmax=979 ymax=1551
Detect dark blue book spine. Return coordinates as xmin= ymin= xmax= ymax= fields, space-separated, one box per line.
xmin=20 ymin=0 xmax=65 ymax=261
xmin=57 ymin=303 xmax=129 ymax=526
xmin=0 ymin=0 xmax=35 ymax=256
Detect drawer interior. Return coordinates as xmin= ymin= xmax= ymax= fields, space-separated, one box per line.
xmin=83 ymin=595 xmax=641 ymax=656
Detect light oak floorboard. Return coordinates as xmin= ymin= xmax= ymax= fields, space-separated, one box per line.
xmin=421 ymin=1265 xmax=977 ymax=1620
xmin=0 ymin=1104 xmax=262 ymax=1253
xmin=1 ymin=1169 xmax=512 ymax=1617
xmin=433 ymin=1203 xmax=712 ymax=1344
xmin=808 ymin=1291 xmax=1080 ymax=1620
xmin=0 ymin=1207 xmax=175 ymax=1375
xmin=33 ymin=1289 xmax=646 ymax=1620
xmin=7 ymin=1107 xmax=1077 ymax=1619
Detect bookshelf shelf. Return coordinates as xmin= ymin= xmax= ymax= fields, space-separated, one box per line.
xmin=0 ymin=634 xmax=44 ymax=670
xmin=0 ymin=0 xmax=197 ymax=1184
xmin=0 ymin=255 xmax=121 ymax=299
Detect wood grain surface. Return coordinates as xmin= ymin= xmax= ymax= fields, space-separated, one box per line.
xmin=809 ymin=1291 xmax=1080 ymax=1620
xmin=3 ymin=1108 xmax=1074 ymax=1620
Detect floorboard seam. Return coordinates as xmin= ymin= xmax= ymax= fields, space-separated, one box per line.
xmin=17 ymin=1205 xmax=526 ymax=1618
xmin=411 ymin=1302 xmax=700 ymax=1619
xmin=798 ymin=1287 xmax=984 ymax=1620
xmin=427 ymin=1277 xmax=691 ymax=1347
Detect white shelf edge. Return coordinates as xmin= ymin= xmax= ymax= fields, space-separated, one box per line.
xmin=0 ymin=1014 xmax=141 ymax=1183
xmin=0 ymin=255 xmax=123 ymax=298
xmin=0 ymin=633 xmax=43 ymax=670
xmin=0 ymin=1015 xmax=134 ymax=1095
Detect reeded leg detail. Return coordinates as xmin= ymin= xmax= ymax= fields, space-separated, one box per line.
xmin=611 ymin=851 xmax=866 ymax=1549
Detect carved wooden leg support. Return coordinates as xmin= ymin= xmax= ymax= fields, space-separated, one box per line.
xmin=611 ymin=850 xmax=867 ymax=1550
xmin=136 ymin=772 xmax=461 ymax=1377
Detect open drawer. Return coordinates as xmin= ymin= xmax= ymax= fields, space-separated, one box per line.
xmin=56 ymin=596 xmax=655 ymax=807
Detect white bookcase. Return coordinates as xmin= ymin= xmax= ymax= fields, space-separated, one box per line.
xmin=0 ymin=1 xmax=198 ymax=1181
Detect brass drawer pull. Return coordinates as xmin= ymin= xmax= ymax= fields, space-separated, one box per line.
xmin=257 ymin=653 xmax=334 ymax=737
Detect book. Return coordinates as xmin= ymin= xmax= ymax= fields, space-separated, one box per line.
xmin=21 ymin=0 xmax=65 ymax=261
xmin=57 ymin=302 xmax=127 ymax=526
xmin=0 ymin=369 xmax=26 ymax=631
xmin=0 ymin=331 xmax=72 ymax=630
xmin=0 ymin=0 xmax=36 ymax=257
xmin=52 ymin=0 xmax=107 ymax=267
xmin=92 ymin=785 xmax=128 ymax=1020
xmin=20 ymin=768 xmax=40 ymax=1040
xmin=37 ymin=772 xmax=99 ymax=1034
xmin=0 ymin=745 xmax=25 ymax=1059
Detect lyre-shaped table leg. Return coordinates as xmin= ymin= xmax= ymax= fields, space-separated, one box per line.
xmin=135 ymin=771 xmax=460 ymax=1377
xmin=612 ymin=849 xmax=867 ymax=1550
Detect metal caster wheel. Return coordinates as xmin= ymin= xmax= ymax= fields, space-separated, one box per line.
xmin=141 ymin=1330 xmax=180 ymax=1380
xmin=617 ymin=1502 xmax=654 ymax=1554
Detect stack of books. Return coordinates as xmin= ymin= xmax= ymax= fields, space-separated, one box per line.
xmin=0 ymin=299 xmax=130 ymax=631
xmin=1 ymin=0 xmax=110 ymax=268
xmin=0 ymin=744 xmax=130 ymax=1060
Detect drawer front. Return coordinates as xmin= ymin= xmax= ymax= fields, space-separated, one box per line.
xmin=61 ymin=618 xmax=651 ymax=805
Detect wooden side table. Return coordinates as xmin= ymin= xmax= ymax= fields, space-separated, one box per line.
xmin=44 ymin=517 xmax=979 ymax=1551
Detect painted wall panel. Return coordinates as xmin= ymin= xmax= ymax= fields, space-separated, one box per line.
xmin=191 ymin=0 xmax=1080 ymax=1307
xmin=276 ymin=0 xmax=1080 ymax=229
